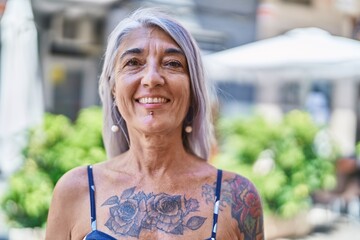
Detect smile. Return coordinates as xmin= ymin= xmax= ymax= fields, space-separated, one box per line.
xmin=137 ymin=97 xmax=169 ymax=104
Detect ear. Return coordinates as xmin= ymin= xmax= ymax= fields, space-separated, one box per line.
xmin=111 ymin=85 xmax=116 ymax=98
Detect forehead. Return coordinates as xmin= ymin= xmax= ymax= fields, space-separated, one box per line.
xmin=118 ymin=26 xmax=181 ymax=53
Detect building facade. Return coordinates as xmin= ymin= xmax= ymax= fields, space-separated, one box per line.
xmin=31 ymin=0 xmax=259 ymax=120
xmin=218 ymin=0 xmax=360 ymax=156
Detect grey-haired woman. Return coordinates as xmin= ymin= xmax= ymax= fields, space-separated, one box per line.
xmin=46 ymin=8 xmax=264 ymax=240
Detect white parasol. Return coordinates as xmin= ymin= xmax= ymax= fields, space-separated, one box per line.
xmin=203 ymin=28 xmax=360 ymax=81
xmin=203 ymin=28 xmax=360 ymax=156
xmin=0 ymin=0 xmax=43 ymax=176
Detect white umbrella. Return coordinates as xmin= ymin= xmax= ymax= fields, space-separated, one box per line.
xmin=0 ymin=0 xmax=43 ymax=176
xmin=203 ymin=28 xmax=360 ymax=81
xmin=203 ymin=28 xmax=360 ymax=156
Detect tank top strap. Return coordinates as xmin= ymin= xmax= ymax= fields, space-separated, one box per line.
xmin=87 ymin=165 xmax=97 ymax=231
xmin=210 ymin=169 xmax=223 ymax=239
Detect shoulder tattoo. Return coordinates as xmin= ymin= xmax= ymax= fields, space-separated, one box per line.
xmin=202 ymin=175 xmax=264 ymax=240
xmin=102 ymin=187 xmax=206 ymax=238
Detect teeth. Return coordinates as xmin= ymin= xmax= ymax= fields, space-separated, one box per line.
xmin=138 ymin=97 xmax=168 ymax=104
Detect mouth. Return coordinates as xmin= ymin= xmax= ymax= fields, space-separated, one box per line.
xmin=136 ymin=97 xmax=170 ymax=104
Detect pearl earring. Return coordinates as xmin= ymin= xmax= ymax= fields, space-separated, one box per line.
xmin=111 ymin=125 xmax=119 ymax=132
xmin=111 ymin=100 xmax=120 ymax=132
xmin=184 ymin=107 xmax=193 ymax=134
xmin=111 ymin=100 xmax=130 ymax=146
xmin=185 ymin=125 xmax=193 ymax=133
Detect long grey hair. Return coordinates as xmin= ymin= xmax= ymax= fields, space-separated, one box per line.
xmin=99 ymin=8 xmax=216 ymax=160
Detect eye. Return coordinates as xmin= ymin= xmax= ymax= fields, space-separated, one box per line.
xmin=125 ymin=58 xmax=141 ymax=67
xmin=165 ymin=60 xmax=183 ymax=68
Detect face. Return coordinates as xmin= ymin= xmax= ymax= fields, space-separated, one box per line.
xmin=113 ymin=26 xmax=191 ymax=135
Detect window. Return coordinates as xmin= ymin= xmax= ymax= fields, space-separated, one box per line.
xmin=281 ymin=0 xmax=311 ymax=5
xmin=53 ymin=69 xmax=83 ymax=121
xmin=280 ymin=82 xmax=301 ymax=112
xmin=216 ymin=82 xmax=255 ymax=117
xmin=63 ymin=18 xmax=79 ymax=39
xmin=305 ymin=81 xmax=332 ymax=125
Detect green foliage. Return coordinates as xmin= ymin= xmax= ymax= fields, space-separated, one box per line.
xmin=1 ymin=107 xmax=106 ymax=227
xmin=356 ymin=142 xmax=360 ymax=159
xmin=213 ymin=110 xmax=338 ymax=219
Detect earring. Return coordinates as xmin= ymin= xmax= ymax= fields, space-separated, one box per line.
xmin=111 ymin=100 xmax=130 ymax=146
xmin=111 ymin=101 xmax=120 ymax=132
xmin=184 ymin=107 xmax=193 ymax=134
xmin=111 ymin=125 xmax=119 ymax=133
xmin=185 ymin=125 xmax=193 ymax=133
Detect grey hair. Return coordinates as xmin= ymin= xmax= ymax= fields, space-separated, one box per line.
xmin=99 ymin=8 xmax=216 ymax=160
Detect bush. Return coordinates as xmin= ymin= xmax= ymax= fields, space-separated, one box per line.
xmin=1 ymin=107 xmax=106 ymax=227
xmin=213 ymin=110 xmax=338 ymax=218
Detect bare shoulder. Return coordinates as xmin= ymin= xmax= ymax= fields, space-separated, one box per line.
xmin=220 ymin=171 xmax=264 ymax=240
xmin=221 ymin=171 xmax=260 ymax=196
xmin=220 ymin=171 xmax=263 ymax=213
xmin=51 ymin=165 xmax=91 ymax=214
xmin=50 ymin=166 xmax=90 ymax=205
xmin=45 ymin=166 xmax=89 ymax=240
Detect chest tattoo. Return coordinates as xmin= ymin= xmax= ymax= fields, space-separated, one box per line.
xmin=102 ymin=187 xmax=207 ymax=238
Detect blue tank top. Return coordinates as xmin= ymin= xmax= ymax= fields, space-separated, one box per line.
xmin=84 ymin=165 xmax=223 ymax=240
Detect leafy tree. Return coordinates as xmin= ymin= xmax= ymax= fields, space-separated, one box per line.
xmin=213 ymin=110 xmax=338 ymax=218
xmin=1 ymin=107 xmax=105 ymax=227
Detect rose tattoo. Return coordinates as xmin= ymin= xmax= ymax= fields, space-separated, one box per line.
xmin=202 ymin=175 xmax=264 ymax=240
xmin=102 ymin=187 xmax=206 ymax=237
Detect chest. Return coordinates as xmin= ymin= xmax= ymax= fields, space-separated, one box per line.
xmin=94 ymin=194 xmax=217 ymax=238
xmin=73 ymin=167 xmax=243 ymax=239
xmin=72 ymin=189 xmax=238 ymax=240
xmin=78 ymin=211 xmax=237 ymax=240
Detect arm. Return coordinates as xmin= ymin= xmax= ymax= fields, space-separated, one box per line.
xmin=222 ymin=174 xmax=264 ymax=240
xmin=45 ymin=180 xmax=72 ymax=240
xmin=45 ymin=167 xmax=86 ymax=240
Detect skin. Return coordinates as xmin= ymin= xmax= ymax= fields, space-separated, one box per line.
xmin=45 ymin=26 xmax=264 ymax=240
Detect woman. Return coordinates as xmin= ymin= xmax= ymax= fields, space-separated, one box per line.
xmin=46 ymin=8 xmax=264 ymax=240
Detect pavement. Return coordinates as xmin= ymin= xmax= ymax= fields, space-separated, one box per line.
xmin=290 ymin=217 xmax=360 ymax=240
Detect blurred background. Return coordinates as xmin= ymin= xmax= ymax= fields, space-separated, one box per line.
xmin=1 ymin=0 xmax=360 ymax=239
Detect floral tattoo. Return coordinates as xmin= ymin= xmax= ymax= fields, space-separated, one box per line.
xmin=202 ymin=175 xmax=264 ymax=240
xmin=102 ymin=187 xmax=206 ymax=237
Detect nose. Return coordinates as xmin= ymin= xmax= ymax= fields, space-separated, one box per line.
xmin=141 ymin=62 xmax=165 ymax=88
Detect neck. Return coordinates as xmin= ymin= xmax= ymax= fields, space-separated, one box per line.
xmin=125 ymin=129 xmax=189 ymax=177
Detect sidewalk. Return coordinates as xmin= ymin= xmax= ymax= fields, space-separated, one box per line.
xmin=293 ymin=217 xmax=360 ymax=240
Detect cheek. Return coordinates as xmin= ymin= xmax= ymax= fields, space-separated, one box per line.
xmin=179 ymin=79 xmax=191 ymax=106
xmin=113 ymin=79 xmax=137 ymax=113
xmin=114 ymin=71 xmax=137 ymax=94
xmin=172 ymin=81 xmax=191 ymax=120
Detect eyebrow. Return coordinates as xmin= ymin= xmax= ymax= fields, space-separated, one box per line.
xmin=120 ymin=47 xmax=185 ymax=60
xmin=119 ymin=48 xmax=143 ymax=60
xmin=164 ymin=47 xmax=185 ymax=56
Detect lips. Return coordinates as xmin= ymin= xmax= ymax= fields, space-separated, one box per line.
xmin=137 ymin=97 xmax=170 ymax=104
